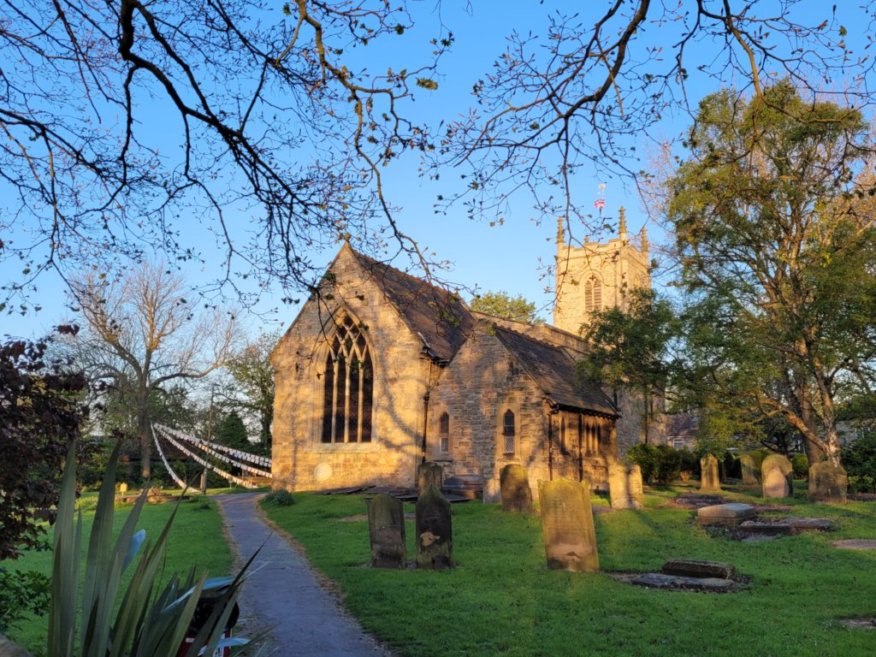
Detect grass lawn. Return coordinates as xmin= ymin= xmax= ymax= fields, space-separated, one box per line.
xmin=262 ymin=484 xmax=876 ymax=657
xmin=4 ymin=494 xmax=234 ymax=656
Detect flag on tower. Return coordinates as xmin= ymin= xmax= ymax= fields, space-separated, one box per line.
xmin=594 ymin=198 xmax=605 ymax=210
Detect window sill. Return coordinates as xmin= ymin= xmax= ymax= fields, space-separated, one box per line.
xmin=313 ymin=441 xmax=378 ymax=452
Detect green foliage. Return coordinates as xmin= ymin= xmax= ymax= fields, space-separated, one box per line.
xmin=626 ymin=443 xmax=659 ymax=483
xmin=580 ymin=289 xmax=676 ymax=394
xmin=47 ymin=444 xmax=248 ymax=657
xmin=842 ymin=431 xmax=876 ymax=493
xmin=653 ymin=445 xmax=682 ymax=483
xmin=627 ymin=444 xmax=694 ymax=484
xmin=469 ymin=291 xmax=539 ymax=323
xmin=215 ymin=411 xmax=249 ymax=450
xmin=670 ymin=80 xmax=876 ymax=465
xmin=224 ymin=331 xmax=277 ymax=450
xmin=791 ymin=454 xmax=810 ymax=480
xmin=263 ymin=489 xmax=296 ymax=506
xmin=0 ymin=568 xmax=50 ymax=632
xmin=0 ymin=331 xmax=86 ymax=561
xmin=677 ymin=448 xmax=699 ymax=475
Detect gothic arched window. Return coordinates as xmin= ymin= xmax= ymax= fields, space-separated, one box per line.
xmin=321 ymin=315 xmax=373 ymax=443
xmin=585 ymin=277 xmax=602 ymax=313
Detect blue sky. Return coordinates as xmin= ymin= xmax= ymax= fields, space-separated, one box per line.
xmin=2 ymin=1 xmax=870 ymax=340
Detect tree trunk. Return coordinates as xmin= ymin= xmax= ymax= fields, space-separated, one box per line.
xmin=138 ymin=402 xmax=151 ymax=480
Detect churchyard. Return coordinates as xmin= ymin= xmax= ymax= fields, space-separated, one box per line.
xmin=5 ymin=480 xmax=874 ymax=657
xmin=263 ymin=482 xmax=875 ymax=657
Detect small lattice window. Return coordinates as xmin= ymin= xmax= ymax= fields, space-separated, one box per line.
xmin=439 ymin=412 xmax=450 ymax=453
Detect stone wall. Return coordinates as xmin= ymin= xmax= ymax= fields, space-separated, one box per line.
xmin=428 ymin=329 xmax=550 ymax=498
xmin=271 ymin=248 xmax=430 ymax=491
xmin=428 ymin=328 xmax=615 ymax=500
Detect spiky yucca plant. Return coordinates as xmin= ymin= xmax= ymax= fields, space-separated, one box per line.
xmin=49 ymin=444 xmax=249 ymax=657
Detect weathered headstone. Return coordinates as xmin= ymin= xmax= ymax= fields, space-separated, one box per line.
xmin=500 ymin=464 xmax=533 ymax=513
xmin=761 ymin=454 xmax=794 ymax=498
xmin=538 ymin=479 xmax=599 ymax=573
xmin=808 ymin=461 xmax=848 ymax=503
xmin=608 ymin=462 xmax=644 ymax=510
xmin=415 ymin=485 xmax=453 ymax=569
xmin=739 ymin=453 xmax=759 ymax=485
xmin=367 ymin=494 xmax=406 ymax=568
xmin=699 ymin=454 xmax=721 ymax=492
xmin=417 ymin=461 xmax=444 ymax=496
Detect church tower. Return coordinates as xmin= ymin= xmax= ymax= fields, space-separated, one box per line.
xmin=553 ymin=207 xmax=651 ymax=334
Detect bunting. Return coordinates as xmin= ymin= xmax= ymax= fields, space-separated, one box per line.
xmin=153 ymin=424 xmax=272 ymax=479
xmin=155 ymin=426 xmax=260 ymax=490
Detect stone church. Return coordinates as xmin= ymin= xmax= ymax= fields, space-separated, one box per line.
xmin=270 ymin=212 xmax=652 ymax=499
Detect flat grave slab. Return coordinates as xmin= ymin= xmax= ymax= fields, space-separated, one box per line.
xmin=697 ymin=503 xmax=757 ymax=528
xmin=673 ymin=493 xmax=725 ymax=509
xmin=661 ymin=559 xmax=735 ymax=579
xmin=737 ymin=517 xmax=836 ymax=538
xmin=630 ymin=573 xmax=736 ymax=592
xmin=833 ymin=539 xmax=876 ymax=551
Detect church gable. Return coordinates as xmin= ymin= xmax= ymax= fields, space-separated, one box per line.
xmin=271 ymin=244 xmax=452 ymax=491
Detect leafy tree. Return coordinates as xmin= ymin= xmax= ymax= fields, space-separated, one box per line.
xmin=0 ymin=330 xmax=85 ymax=560
xmin=215 ymin=412 xmax=250 ymax=451
xmin=70 ymin=262 xmax=238 ymax=478
xmin=470 ymin=291 xmax=539 ymax=323
xmin=669 ymin=81 xmax=876 ymax=467
xmin=0 ymin=329 xmax=85 ymax=631
xmin=842 ymin=431 xmax=876 ymax=493
xmin=580 ymin=289 xmax=677 ymax=442
xmin=223 ymin=332 xmax=277 ymax=450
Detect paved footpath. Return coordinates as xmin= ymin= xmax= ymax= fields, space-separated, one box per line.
xmin=214 ymin=493 xmax=392 ymax=657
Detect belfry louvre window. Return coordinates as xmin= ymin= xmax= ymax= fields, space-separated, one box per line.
xmin=321 ymin=315 xmax=373 ymax=443
xmin=585 ymin=278 xmax=602 ymax=313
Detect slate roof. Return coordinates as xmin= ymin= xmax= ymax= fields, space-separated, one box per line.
xmin=350 ymin=249 xmax=475 ymax=363
xmin=492 ymin=325 xmax=618 ymax=416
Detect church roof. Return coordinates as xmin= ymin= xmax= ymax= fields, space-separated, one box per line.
xmin=492 ymin=325 xmax=618 ymax=416
xmin=350 ymin=249 xmax=475 ymax=363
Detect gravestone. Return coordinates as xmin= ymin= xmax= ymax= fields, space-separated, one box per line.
xmin=739 ymin=453 xmax=759 ymax=485
xmin=761 ymin=454 xmax=794 ymax=498
xmin=417 ymin=461 xmax=444 ymax=496
xmin=808 ymin=461 xmax=848 ymax=503
xmin=500 ymin=464 xmax=533 ymax=513
xmin=415 ymin=485 xmax=453 ymax=569
xmin=699 ymin=454 xmax=721 ymax=492
xmin=538 ymin=479 xmax=599 ymax=573
xmin=608 ymin=462 xmax=644 ymax=510
xmin=367 ymin=493 xmax=406 ymax=568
